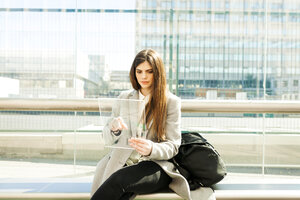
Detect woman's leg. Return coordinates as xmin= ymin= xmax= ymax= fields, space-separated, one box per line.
xmin=90 ymin=161 xmax=171 ymax=200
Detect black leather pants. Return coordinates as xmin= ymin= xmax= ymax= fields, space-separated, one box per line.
xmin=91 ymin=161 xmax=171 ymax=200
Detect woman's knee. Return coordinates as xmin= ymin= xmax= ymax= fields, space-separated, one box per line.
xmin=107 ymin=171 xmax=125 ymax=186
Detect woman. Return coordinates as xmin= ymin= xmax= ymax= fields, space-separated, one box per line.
xmin=90 ymin=49 xmax=192 ymax=200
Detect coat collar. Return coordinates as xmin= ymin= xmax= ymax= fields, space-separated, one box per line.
xmin=128 ymin=89 xmax=139 ymax=100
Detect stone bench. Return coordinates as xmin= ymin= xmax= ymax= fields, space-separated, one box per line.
xmin=1 ymin=178 xmax=300 ymax=200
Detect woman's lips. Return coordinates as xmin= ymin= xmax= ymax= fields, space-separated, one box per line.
xmin=141 ymin=81 xmax=149 ymax=84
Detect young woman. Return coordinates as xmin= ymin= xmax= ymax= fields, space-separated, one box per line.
xmin=90 ymin=49 xmax=192 ymax=200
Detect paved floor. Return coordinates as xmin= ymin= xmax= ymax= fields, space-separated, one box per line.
xmin=0 ymin=160 xmax=95 ymax=179
xmin=0 ymin=159 xmax=300 ymax=195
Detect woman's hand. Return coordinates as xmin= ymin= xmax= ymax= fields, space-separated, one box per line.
xmin=109 ymin=117 xmax=128 ymax=132
xmin=129 ymin=138 xmax=153 ymax=156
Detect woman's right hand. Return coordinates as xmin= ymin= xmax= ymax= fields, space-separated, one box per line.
xmin=109 ymin=117 xmax=128 ymax=132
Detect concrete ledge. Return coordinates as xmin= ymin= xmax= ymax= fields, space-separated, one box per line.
xmin=136 ymin=193 xmax=183 ymax=199
xmin=1 ymin=181 xmax=300 ymax=200
xmin=0 ymin=133 xmax=62 ymax=155
xmin=0 ymin=193 xmax=89 ymax=200
xmin=0 ymin=193 xmax=183 ymax=200
xmin=215 ymin=190 xmax=300 ymax=200
xmin=1 ymin=190 xmax=300 ymax=200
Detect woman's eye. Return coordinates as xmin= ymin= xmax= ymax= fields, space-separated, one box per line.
xmin=136 ymin=70 xmax=142 ymax=74
xmin=148 ymin=70 xmax=153 ymax=73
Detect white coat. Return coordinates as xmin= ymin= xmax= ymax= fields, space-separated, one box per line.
xmin=91 ymin=89 xmax=215 ymax=200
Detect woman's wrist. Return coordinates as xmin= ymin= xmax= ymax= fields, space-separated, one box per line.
xmin=111 ymin=129 xmax=121 ymax=136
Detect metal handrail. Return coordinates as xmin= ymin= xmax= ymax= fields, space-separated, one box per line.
xmin=1 ymin=98 xmax=300 ymax=113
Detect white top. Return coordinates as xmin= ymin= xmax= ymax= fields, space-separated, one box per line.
xmin=139 ymin=90 xmax=150 ymax=104
xmin=125 ymin=90 xmax=150 ymax=166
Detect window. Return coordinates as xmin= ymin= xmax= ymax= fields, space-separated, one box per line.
xmin=147 ymin=0 xmax=157 ymax=8
xmin=251 ymin=1 xmax=261 ymax=9
xmin=215 ymin=13 xmax=226 ymax=21
xmin=270 ymin=3 xmax=283 ymax=10
xmin=293 ymin=80 xmax=299 ymax=87
xmin=289 ymin=14 xmax=298 ymax=22
xmin=161 ymin=1 xmax=171 ymax=9
xmin=225 ymin=0 xmax=230 ymax=9
xmin=270 ymin=13 xmax=280 ymax=22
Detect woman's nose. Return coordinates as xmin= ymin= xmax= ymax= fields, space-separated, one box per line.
xmin=142 ymin=72 xmax=147 ymax=78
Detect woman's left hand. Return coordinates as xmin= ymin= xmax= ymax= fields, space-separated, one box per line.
xmin=128 ymin=138 xmax=153 ymax=156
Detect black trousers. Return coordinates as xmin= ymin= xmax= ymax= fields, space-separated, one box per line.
xmin=91 ymin=161 xmax=171 ymax=200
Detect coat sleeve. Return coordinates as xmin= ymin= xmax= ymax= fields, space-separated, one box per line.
xmin=148 ymin=94 xmax=181 ymax=160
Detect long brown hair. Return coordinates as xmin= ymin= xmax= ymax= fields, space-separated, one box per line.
xmin=130 ymin=49 xmax=167 ymax=141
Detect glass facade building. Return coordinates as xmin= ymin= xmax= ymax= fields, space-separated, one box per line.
xmin=136 ymin=0 xmax=300 ymax=99
xmin=0 ymin=0 xmax=299 ymax=100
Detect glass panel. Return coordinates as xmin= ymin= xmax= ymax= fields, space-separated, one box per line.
xmin=98 ymin=98 xmax=146 ymax=149
xmin=73 ymin=111 xmax=108 ymax=167
xmin=181 ymin=112 xmax=264 ymax=175
xmin=0 ymin=110 xmax=81 ymax=178
xmin=264 ymin=113 xmax=300 ymax=176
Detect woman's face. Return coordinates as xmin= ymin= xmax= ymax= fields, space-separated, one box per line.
xmin=135 ymin=61 xmax=154 ymax=95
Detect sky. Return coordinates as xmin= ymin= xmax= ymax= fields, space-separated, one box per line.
xmin=0 ymin=0 xmax=137 ymax=71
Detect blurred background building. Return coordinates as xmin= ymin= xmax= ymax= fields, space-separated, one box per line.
xmin=135 ymin=0 xmax=300 ymax=99
xmin=0 ymin=0 xmax=299 ymax=100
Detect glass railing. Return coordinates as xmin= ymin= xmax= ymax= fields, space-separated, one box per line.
xmin=0 ymin=99 xmax=299 ymax=182
xmin=182 ymin=112 xmax=300 ymax=176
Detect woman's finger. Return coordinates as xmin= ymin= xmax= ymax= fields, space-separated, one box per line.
xmin=129 ymin=138 xmax=146 ymax=144
xmin=129 ymin=138 xmax=152 ymax=156
xmin=118 ymin=117 xmax=128 ymax=130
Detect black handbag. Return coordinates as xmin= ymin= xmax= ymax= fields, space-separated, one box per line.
xmin=171 ymin=131 xmax=227 ymax=190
